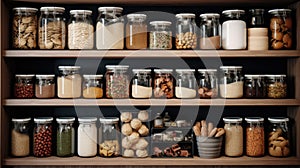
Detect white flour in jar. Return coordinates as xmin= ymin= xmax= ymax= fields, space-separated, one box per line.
xmin=222 ymin=20 xmax=246 ymax=50
xmin=77 ymin=123 xmax=97 ymax=157
xmin=220 ymin=81 xmax=243 ymax=98
xmin=175 ymin=86 xmax=196 ymax=98
xmin=96 ymin=22 xmax=124 ymax=49
xmin=132 ymin=85 xmax=152 ymax=98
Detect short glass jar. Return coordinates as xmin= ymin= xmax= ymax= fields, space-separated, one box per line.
xmin=149 ymin=21 xmax=172 ymax=49
xmin=78 ymin=117 xmax=97 ymax=157
xmin=266 ymin=75 xmax=287 ymax=99
xmin=12 ymin=7 xmax=38 ymax=49
xmin=244 ymin=75 xmax=267 ymax=98
xmin=245 ymin=117 xmax=265 ymax=157
xmin=248 ymin=9 xmax=268 ymax=50
xmin=14 ymin=74 xmax=35 ymax=98
xmin=198 ymin=69 xmax=218 ymax=98
xmin=57 ymin=66 xmax=82 ymax=98
xmin=175 ymin=69 xmax=196 ymax=98
xmin=223 ymin=117 xmax=243 ymax=157
xmin=56 ymin=117 xmax=75 ymax=157
xmin=175 ymin=13 xmax=197 ymax=50
xmin=154 ymin=69 xmax=174 ymax=98
xmin=33 ymin=117 xmax=53 ymax=157
xmin=82 ymin=75 xmax=103 ymax=99
xmin=199 ymin=13 xmax=221 ymax=49
xmin=35 ymin=74 xmax=55 ymax=98
xmin=131 ymin=69 xmax=152 ymax=99
xmin=126 ymin=14 xmax=147 ymax=49
xmin=11 ymin=118 xmax=31 ymax=157
xmin=219 ymin=66 xmax=243 ymax=98
xmin=99 ymin=118 xmax=120 ymax=157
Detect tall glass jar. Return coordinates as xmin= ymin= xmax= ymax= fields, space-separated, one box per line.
xmin=57 ymin=66 xmax=82 ymax=98
xmin=68 ymin=10 xmax=94 ymax=49
xmin=175 ymin=13 xmax=197 ymax=50
xmin=105 ymin=65 xmax=130 ymax=98
xmin=244 ymin=75 xmax=267 ymax=98
xmin=266 ymin=75 xmax=287 ymax=98
xmin=35 ymin=74 xmax=55 ymax=98
xmin=219 ymin=66 xmax=243 ymax=98
xmin=33 ymin=117 xmax=53 ymax=157
xmin=99 ymin=118 xmax=120 ymax=157
xmin=199 ymin=13 xmax=221 ymax=49
xmin=11 ymin=118 xmax=31 ymax=157
xmin=78 ymin=117 xmax=97 ymax=157
xmin=175 ymin=69 xmax=196 ymax=98
xmin=12 ymin=7 xmax=38 ymax=49
xmin=223 ymin=117 xmax=243 ymax=157
xmin=131 ymin=69 xmax=152 ymax=99
xmin=39 ymin=7 xmax=66 ymax=49
xmin=82 ymin=75 xmax=103 ymax=99
xmin=14 ymin=74 xmax=35 ymax=98
xmin=126 ymin=14 xmax=147 ymax=49
xmin=245 ymin=117 xmax=265 ymax=157
xmin=198 ymin=69 xmax=218 ymax=98
xmin=248 ymin=9 xmax=268 ymax=50
xmin=56 ymin=117 xmax=75 ymax=157
xmin=149 ymin=21 xmax=172 ymax=49
xmin=96 ymin=7 xmax=124 ymax=49
xmin=154 ymin=69 xmax=174 ymax=98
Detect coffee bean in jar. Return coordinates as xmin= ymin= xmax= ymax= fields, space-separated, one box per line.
xmin=33 ymin=117 xmax=53 ymax=157
xmin=14 ymin=74 xmax=35 ymax=98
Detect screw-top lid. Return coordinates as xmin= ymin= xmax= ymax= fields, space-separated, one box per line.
xmin=223 ymin=117 xmax=243 ymax=123
xmin=78 ymin=117 xmax=97 ymax=123
xmin=200 ymin=13 xmax=220 ymax=19
xmin=222 ymin=9 xmax=245 ymax=15
xmin=132 ymin=69 xmax=151 ymax=73
xmin=105 ymin=65 xmax=129 ymax=70
xmin=245 ymin=117 xmax=264 ymax=122
xmin=98 ymin=7 xmax=123 ymax=12
xmin=83 ymin=74 xmax=103 ymax=79
xmin=15 ymin=74 xmax=35 ymax=78
xmin=268 ymin=117 xmax=289 ymax=123
xmin=12 ymin=118 xmax=31 ymax=122
xmin=58 ymin=66 xmax=81 ymax=70
xmin=150 ymin=21 xmax=172 ymax=26
xmin=268 ymin=9 xmax=292 ymax=14
xmin=34 ymin=117 xmax=53 ymax=123
xmin=36 ymin=74 xmax=55 ymax=79
xmin=70 ymin=10 xmax=92 ymax=15
xmin=176 ymin=13 xmax=195 ymax=18
xmin=13 ymin=7 xmax=38 ymax=13
xmin=154 ymin=69 xmax=173 ymax=73
xmin=220 ymin=66 xmax=243 ymax=70
xmin=175 ymin=69 xmax=195 ymax=73
xmin=40 ymin=7 xmax=65 ymax=12
xmin=99 ymin=117 xmax=119 ymax=123
xmin=127 ymin=14 xmax=147 ymax=19
xmin=56 ymin=117 xmax=75 ymax=123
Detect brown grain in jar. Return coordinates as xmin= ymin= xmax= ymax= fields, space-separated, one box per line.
xmin=245 ymin=117 xmax=265 ymax=157
xmin=126 ymin=14 xmax=147 ymax=49
xmin=35 ymin=75 xmax=55 ymax=98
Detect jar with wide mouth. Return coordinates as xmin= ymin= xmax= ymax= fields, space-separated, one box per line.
xmin=82 ymin=75 xmax=104 ymax=99
xmin=105 ymin=65 xmax=130 ymax=98
xmin=266 ymin=75 xmax=287 ymax=98
xmin=35 ymin=74 xmax=55 ymax=98
xmin=56 ymin=117 xmax=75 ymax=157
xmin=11 ymin=118 xmax=31 ymax=157
xmin=223 ymin=117 xmax=243 ymax=157
xmin=99 ymin=118 xmax=120 ymax=157
xmin=244 ymin=75 xmax=267 ymax=98
xmin=175 ymin=13 xmax=197 ymax=50
xmin=248 ymin=9 xmax=268 ymax=50
xmin=149 ymin=21 xmax=172 ymax=49
xmin=57 ymin=66 xmax=82 ymax=98
xmin=33 ymin=117 xmax=53 ymax=157
xmin=175 ymin=69 xmax=196 ymax=98
xmin=199 ymin=13 xmax=221 ymax=49
xmin=78 ymin=117 xmax=97 ymax=157
xmin=154 ymin=69 xmax=174 ymax=98
xmin=14 ymin=74 xmax=35 ymax=98
xmin=126 ymin=14 xmax=147 ymax=49
xmin=245 ymin=117 xmax=265 ymax=157
xmin=219 ymin=66 xmax=243 ymax=98
xmin=131 ymin=69 xmax=152 ymax=98
xmin=198 ymin=69 xmax=218 ymax=98
xmin=12 ymin=7 xmax=38 ymax=49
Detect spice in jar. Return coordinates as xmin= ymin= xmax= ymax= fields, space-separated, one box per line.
xmin=245 ymin=117 xmax=265 ymax=157
xmin=56 ymin=117 xmax=75 ymax=157
xmin=149 ymin=21 xmax=172 ymax=49
xmin=199 ymin=13 xmax=221 ymax=49
xmin=175 ymin=13 xmax=197 ymax=49
xmin=154 ymin=69 xmax=174 ymax=99
xmin=14 ymin=74 xmax=35 ymax=98
xmin=83 ymin=75 xmax=103 ymax=99
xmin=223 ymin=117 xmax=243 ymax=157
xmin=11 ymin=118 xmax=31 ymax=157
xmin=266 ymin=75 xmax=287 ymax=98
xmin=57 ymin=66 xmax=82 ymax=98
xmin=35 ymin=74 xmax=55 ymax=98
xmin=198 ymin=69 xmax=218 ymax=98
xmin=105 ymin=65 xmax=129 ymax=99
xmin=33 ymin=117 xmax=53 ymax=157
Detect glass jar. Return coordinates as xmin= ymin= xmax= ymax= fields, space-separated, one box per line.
xmin=14 ymin=74 xmax=35 ymax=98
xmin=39 ymin=7 xmax=66 ymax=49
xmin=131 ymin=69 xmax=152 ymax=99
xmin=12 ymin=7 xmax=38 ymax=49
xmin=219 ymin=66 xmax=243 ymax=98
xmin=175 ymin=13 xmax=197 ymax=50
xmin=96 ymin=7 xmax=124 ymax=49
xmin=199 ymin=13 xmax=221 ymax=49
xmin=11 ymin=118 xmax=31 ymax=157
xmin=126 ymin=14 xmax=147 ymax=49
xmin=223 ymin=117 xmax=243 ymax=157
xmin=82 ymin=75 xmax=103 ymax=99
xmin=154 ymin=69 xmax=174 ymax=98
xmin=248 ymin=9 xmax=268 ymax=50
xmin=149 ymin=21 xmax=172 ymax=49
xmin=198 ymin=69 xmax=218 ymax=98
xmin=78 ymin=117 xmax=97 ymax=157
xmin=269 ymin=9 xmax=292 ymax=50
xmin=68 ymin=10 xmax=94 ymax=49
xmin=105 ymin=65 xmax=130 ymax=99
xmin=266 ymin=75 xmax=287 ymax=98
xmin=245 ymin=117 xmax=265 ymax=157
xmin=56 ymin=117 xmax=75 ymax=157
xmin=35 ymin=74 xmax=55 ymax=98
xmin=99 ymin=118 xmax=120 ymax=157
xmin=57 ymin=66 xmax=82 ymax=98
xmin=175 ymin=69 xmax=196 ymax=98
xmin=244 ymin=75 xmax=267 ymax=98
xmin=33 ymin=117 xmax=53 ymax=157
xmin=222 ymin=10 xmax=246 ymax=50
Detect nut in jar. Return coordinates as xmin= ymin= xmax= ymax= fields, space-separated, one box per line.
xmin=175 ymin=13 xmax=197 ymax=49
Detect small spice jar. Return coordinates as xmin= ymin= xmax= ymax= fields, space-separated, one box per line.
xmin=175 ymin=13 xmax=197 ymax=49
xmin=245 ymin=117 xmax=265 ymax=157
xmin=199 ymin=13 xmax=221 ymax=49
xmin=149 ymin=21 xmax=172 ymax=49
xmin=56 ymin=117 xmax=75 ymax=157
xmin=131 ymin=69 xmax=152 ymax=99
xmin=248 ymin=9 xmax=268 ymax=50
xmin=82 ymin=75 xmax=104 ymax=99
xmin=126 ymin=14 xmax=147 ymax=49
xmin=33 ymin=117 xmax=53 ymax=157
xmin=78 ymin=117 xmax=97 ymax=157
xmin=198 ymin=69 xmax=218 ymax=98
xmin=35 ymin=74 xmax=55 ymax=98
xmin=57 ymin=66 xmax=82 ymax=98
xmin=12 ymin=7 xmax=38 ymax=49
xmin=223 ymin=117 xmax=243 ymax=157
xmin=175 ymin=69 xmax=197 ymax=98
xmin=266 ymin=75 xmax=287 ymax=98
xmin=99 ymin=118 xmax=120 ymax=157
xmin=154 ymin=69 xmax=174 ymax=98
xmin=14 ymin=74 xmax=35 ymax=98
xmin=244 ymin=75 xmax=267 ymax=98
xmin=39 ymin=7 xmax=66 ymax=49
xmin=11 ymin=118 xmax=31 ymax=157
xmin=219 ymin=66 xmax=243 ymax=98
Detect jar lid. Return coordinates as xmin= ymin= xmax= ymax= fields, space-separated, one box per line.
xmin=13 ymin=7 xmax=38 ymax=12
xmin=12 ymin=118 xmax=31 ymax=122
xmin=127 ymin=14 xmax=147 ymax=19
xmin=70 ymin=10 xmax=92 ymax=15
xmin=36 ymin=74 xmax=55 ymax=79
xmin=175 ymin=69 xmax=195 ymax=73
xmin=264 ymin=74 xmax=286 ymax=78
xmin=58 ymin=66 xmax=81 ymax=70
xmin=244 ymin=74 xmax=260 ymax=78
xmin=268 ymin=117 xmax=289 ymax=123
xmin=106 ymin=65 xmax=129 ymax=70
xmin=150 ymin=21 xmax=172 ymax=26
xmin=34 ymin=117 xmax=53 ymax=123
xmin=175 ymin=13 xmax=195 ymax=18
xmin=199 ymin=13 xmax=220 ymax=19
xmin=132 ymin=69 xmax=151 ymax=73
xmin=268 ymin=9 xmax=292 ymax=14
xmin=78 ymin=117 xmax=97 ymax=123
xmin=154 ymin=69 xmax=173 ymax=73
xmin=98 ymin=7 xmax=123 ymax=12
xmin=222 ymin=9 xmax=245 ymax=15
xmin=56 ymin=117 xmax=75 ymax=123
xmin=198 ymin=69 xmax=217 ymax=72
xmin=99 ymin=117 xmax=119 ymax=123
xmin=223 ymin=117 xmax=243 ymax=123
xmin=15 ymin=74 xmax=35 ymax=78
xmin=220 ymin=66 xmax=243 ymax=70
xmin=40 ymin=7 xmax=65 ymax=12
xmin=249 ymin=9 xmax=265 ymax=14
xmin=83 ymin=74 xmax=103 ymax=79
xmin=245 ymin=117 xmax=264 ymax=122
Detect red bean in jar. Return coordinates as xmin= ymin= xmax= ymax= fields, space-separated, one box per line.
xmin=105 ymin=65 xmax=130 ymax=98
xmin=33 ymin=117 xmax=53 ymax=157
xmin=14 ymin=74 xmax=35 ymax=98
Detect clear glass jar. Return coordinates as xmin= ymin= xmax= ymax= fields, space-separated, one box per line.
xmin=245 ymin=117 xmax=265 ymax=157
xmin=175 ymin=69 xmax=196 ymax=98
xmin=35 ymin=74 xmax=55 ymax=98
xmin=268 ymin=117 xmax=290 ymax=157
xmin=82 ymin=75 xmax=103 ymax=99
xmin=99 ymin=118 xmax=120 ymax=157
xmin=219 ymin=66 xmax=243 ymax=98
xmin=57 ymin=66 xmax=82 ymax=98
xmin=175 ymin=13 xmax=197 ymax=50
xmin=12 ymin=7 xmax=38 ymax=49
xmin=33 ymin=117 xmax=53 ymax=157
xmin=248 ymin=9 xmax=268 ymax=50
xmin=269 ymin=9 xmax=292 ymax=50
xmin=78 ymin=117 xmax=97 ymax=157
xmin=149 ymin=21 xmax=172 ymax=49
xmin=222 ymin=10 xmax=246 ymax=50
xmin=126 ymin=14 xmax=147 ymax=49
xmin=154 ymin=69 xmax=174 ymax=98
xmin=96 ymin=7 xmax=124 ymax=49
xmin=68 ymin=10 xmax=94 ymax=49
xmin=198 ymin=69 xmax=218 ymax=98
xmin=244 ymin=75 xmax=267 ymax=98
xmin=105 ymin=65 xmax=129 ymax=99
xmin=14 ymin=74 xmax=35 ymax=98
xmin=11 ymin=118 xmax=31 ymax=157
xmin=223 ymin=117 xmax=243 ymax=157
xmin=39 ymin=7 xmax=66 ymax=49
xmin=199 ymin=13 xmax=221 ymax=49
xmin=56 ymin=117 xmax=75 ymax=157
xmin=132 ymin=69 xmax=152 ymax=98
xmin=266 ymin=75 xmax=287 ymax=98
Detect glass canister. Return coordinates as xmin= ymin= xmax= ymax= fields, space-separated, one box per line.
xmin=219 ymin=66 xmax=243 ymax=98
xmin=149 ymin=21 xmax=172 ymax=49
xmin=99 ymin=118 xmax=120 ymax=157
xmin=269 ymin=9 xmax=292 ymax=50
xmin=154 ymin=69 xmax=174 ymax=99
xmin=105 ymin=65 xmax=130 ymax=99
xmin=199 ymin=13 xmax=221 ymax=49
xmin=57 ymin=66 xmax=82 ymax=98
xmin=11 ymin=118 xmax=31 ymax=157
xmin=248 ymin=9 xmax=268 ymax=50
xmin=33 ymin=117 xmax=53 ymax=157
xmin=245 ymin=117 xmax=265 ymax=157
xmin=126 ymin=14 xmax=147 ymax=49
xmin=198 ymin=69 xmax=218 ymax=98
xmin=244 ymin=75 xmax=267 ymax=98
xmin=222 ymin=10 xmax=246 ymax=50
xmin=56 ymin=117 xmax=75 ymax=157
xmin=12 ymin=7 xmax=38 ymax=49
xmin=223 ymin=117 xmax=243 ymax=157
xmin=78 ymin=117 xmax=97 ymax=157
xmin=175 ymin=13 xmax=197 ymax=50
xmin=68 ymin=10 xmax=94 ymax=49
xmin=14 ymin=74 xmax=35 ymax=98
xmin=82 ymin=75 xmax=104 ymax=99
xmin=131 ymin=69 xmax=152 ymax=99
xmin=39 ymin=7 xmax=66 ymax=49
xmin=35 ymin=74 xmax=55 ymax=98
xmin=266 ymin=75 xmax=287 ymax=99
xmin=175 ymin=69 xmax=196 ymax=98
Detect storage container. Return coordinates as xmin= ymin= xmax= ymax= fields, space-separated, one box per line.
xmin=175 ymin=13 xmax=197 ymax=49
xmin=105 ymin=65 xmax=130 ymax=98
xmin=175 ymin=69 xmax=196 ymax=98
xmin=78 ymin=117 xmax=97 ymax=157
xmin=154 ymin=69 xmax=174 ymax=98
xmin=35 ymin=74 xmax=55 ymax=98
xmin=82 ymin=75 xmax=103 ymax=99
xmin=245 ymin=117 xmax=265 ymax=157
xmin=198 ymin=69 xmax=218 ymax=98
xmin=149 ymin=21 xmax=172 ymax=49
xmin=11 ymin=118 xmax=31 ymax=157
xmin=199 ymin=13 xmax=221 ymax=49
xmin=219 ymin=66 xmax=243 ymax=98
xmin=56 ymin=117 xmax=75 ymax=157
xmin=33 ymin=117 xmax=53 ymax=157
xmin=266 ymin=75 xmax=287 ymax=98
xmin=248 ymin=9 xmax=268 ymax=50
xmin=131 ymin=69 xmax=152 ymax=98
xmin=57 ymin=66 xmax=82 ymax=98
xmin=14 ymin=74 xmax=35 ymax=98
xmin=223 ymin=117 xmax=243 ymax=157
xmin=99 ymin=118 xmax=120 ymax=157
xmin=244 ymin=75 xmax=267 ymax=98
xmin=126 ymin=14 xmax=147 ymax=49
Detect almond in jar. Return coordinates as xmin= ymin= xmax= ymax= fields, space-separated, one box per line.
xmin=223 ymin=117 xmax=243 ymax=157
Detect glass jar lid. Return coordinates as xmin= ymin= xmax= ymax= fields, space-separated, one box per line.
xmin=223 ymin=117 xmax=243 ymax=123
xmin=268 ymin=117 xmax=289 ymax=123
xmin=249 ymin=9 xmax=265 ymax=15
xmin=199 ymin=13 xmax=220 ymax=19
xmin=198 ymin=69 xmax=217 ymax=73
xmin=40 ymin=7 xmax=65 ymax=12
xmin=70 ymin=10 xmax=92 ymax=15
xmin=175 ymin=69 xmax=195 ymax=73
xmin=34 ymin=117 xmax=53 ymax=123
xmin=13 ymin=7 xmax=38 ymax=13
xmin=36 ymin=74 xmax=55 ymax=79
xmin=106 ymin=65 xmax=129 ymax=70
xmin=244 ymin=74 xmax=261 ymax=79
xmin=268 ymin=9 xmax=292 ymax=15
xmin=99 ymin=117 xmax=119 ymax=124
xmin=154 ymin=69 xmax=173 ymax=73
xmin=83 ymin=74 xmax=103 ymax=79
xmin=176 ymin=13 xmax=195 ymax=18
xmin=15 ymin=74 xmax=35 ymax=78
xmin=127 ymin=14 xmax=147 ymax=20
xmin=12 ymin=118 xmax=31 ymax=122
xmin=245 ymin=117 xmax=264 ymax=123
xmin=98 ymin=7 xmax=123 ymax=12
xmin=132 ymin=69 xmax=151 ymax=73
xmin=58 ymin=66 xmax=81 ymax=70
xmin=222 ymin=9 xmax=245 ymax=15
xmin=78 ymin=117 xmax=97 ymax=123
xmin=150 ymin=21 xmax=172 ymax=26
xmin=220 ymin=66 xmax=243 ymax=70
xmin=56 ymin=117 xmax=75 ymax=123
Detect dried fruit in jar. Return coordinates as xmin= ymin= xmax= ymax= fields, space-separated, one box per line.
xmin=154 ymin=76 xmax=174 ymax=98
xmin=270 ymin=16 xmax=292 ymax=49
